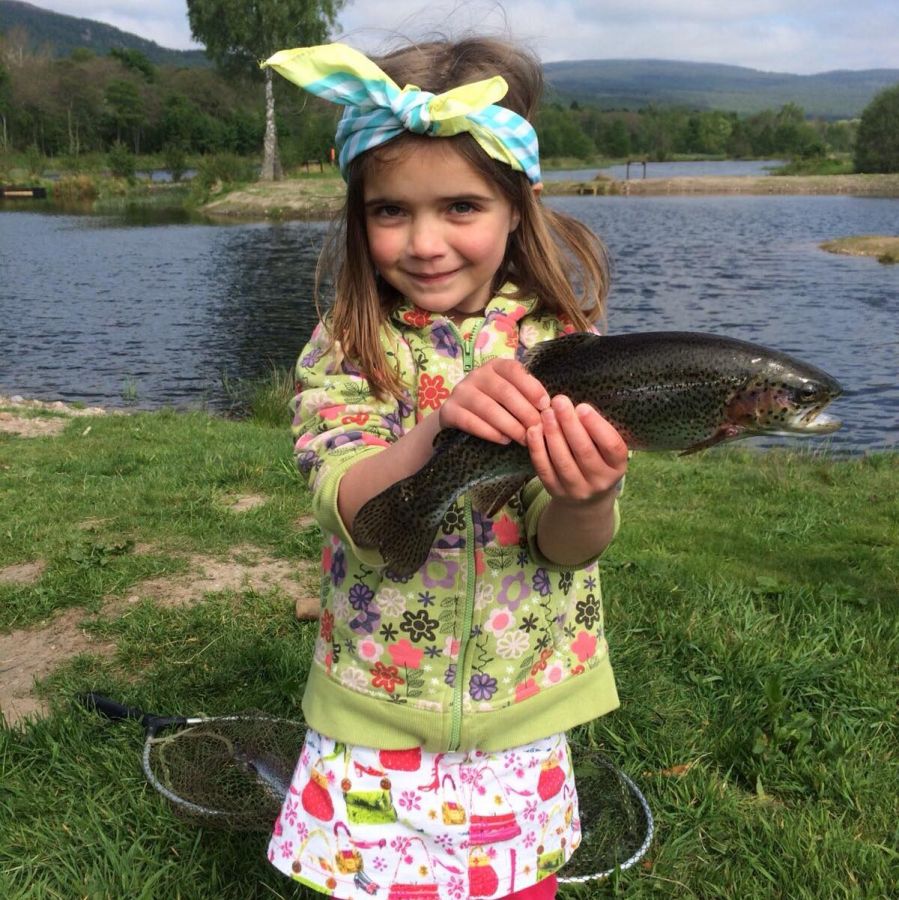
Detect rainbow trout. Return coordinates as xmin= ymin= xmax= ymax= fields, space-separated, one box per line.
xmin=352 ymin=331 xmax=842 ymax=575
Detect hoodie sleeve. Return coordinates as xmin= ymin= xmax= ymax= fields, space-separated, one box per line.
xmin=292 ymin=322 xmax=412 ymax=557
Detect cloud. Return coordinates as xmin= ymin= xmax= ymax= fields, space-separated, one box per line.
xmin=24 ymin=0 xmax=899 ymax=72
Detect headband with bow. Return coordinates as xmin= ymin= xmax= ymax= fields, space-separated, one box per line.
xmin=262 ymin=42 xmax=542 ymax=184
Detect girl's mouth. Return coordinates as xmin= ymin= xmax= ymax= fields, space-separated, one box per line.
xmin=406 ymin=269 xmax=458 ymax=285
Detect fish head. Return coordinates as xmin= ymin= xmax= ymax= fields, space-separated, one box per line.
xmin=726 ymin=358 xmax=843 ymax=436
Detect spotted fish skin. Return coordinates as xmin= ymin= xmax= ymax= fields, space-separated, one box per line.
xmin=351 ymin=331 xmax=842 ymax=575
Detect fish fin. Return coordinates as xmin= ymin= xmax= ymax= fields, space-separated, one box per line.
xmin=469 ymin=475 xmax=530 ymax=518
xmin=351 ymin=477 xmax=442 ymax=578
xmin=522 ymin=332 xmax=600 ymax=373
xmin=679 ymin=424 xmax=743 ymax=456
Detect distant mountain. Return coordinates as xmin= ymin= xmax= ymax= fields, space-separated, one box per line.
xmin=0 ymin=0 xmax=208 ymax=67
xmin=544 ymin=59 xmax=899 ymax=119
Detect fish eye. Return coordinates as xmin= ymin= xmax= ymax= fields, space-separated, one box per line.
xmin=799 ymin=382 xmax=819 ymax=399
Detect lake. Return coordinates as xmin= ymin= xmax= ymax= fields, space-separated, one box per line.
xmin=1 ymin=192 xmax=896 ymax=453
xmin=544 ymin=159 xmax=787 ymax=181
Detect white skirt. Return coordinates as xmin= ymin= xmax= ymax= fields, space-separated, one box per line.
xmin=268 ymin=729 xmax=581 ymax=899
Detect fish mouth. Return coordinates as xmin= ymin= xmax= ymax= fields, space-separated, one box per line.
xmin=789 ymin=404 xmax=842 ymax=433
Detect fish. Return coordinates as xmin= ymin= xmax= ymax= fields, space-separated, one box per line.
xmin=351 ymin=331 xmax=842 ymax=576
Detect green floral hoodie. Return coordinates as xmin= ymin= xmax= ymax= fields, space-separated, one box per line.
xmin=293 ymin=289 xmax=620 ymax=753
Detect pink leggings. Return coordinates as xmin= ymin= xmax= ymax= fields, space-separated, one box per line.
xmin=329 ymin=874 xmax=557 ymax=900
xmin=500 ymin=873 xmax=558 ymax=899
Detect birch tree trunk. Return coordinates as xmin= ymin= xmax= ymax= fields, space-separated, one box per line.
xmin=260 ymin=67 xmax=282 ymax=181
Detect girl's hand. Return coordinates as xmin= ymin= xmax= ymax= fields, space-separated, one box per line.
xmin=439 ymin=358 xmax=551 ymax=445
xmin=526 ymin=394 xmax=628 ymax=505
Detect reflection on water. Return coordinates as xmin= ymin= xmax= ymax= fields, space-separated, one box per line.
xmin=1 ymin=193 xmax=896 ymax=453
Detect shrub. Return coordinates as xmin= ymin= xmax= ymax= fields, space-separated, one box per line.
xmin=162 ymin=142 xmax=188 ymax=183
xmin=107 ymin=141 xmax=136 ymax=180
xmin=194 ymin=153 xmax=255 ymax=191
xmin=52 ymin=174 xmax=99 ymax=201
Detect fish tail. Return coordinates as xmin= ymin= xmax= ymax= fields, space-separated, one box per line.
xmin=351 ymin=475 xmax=446 ymax=577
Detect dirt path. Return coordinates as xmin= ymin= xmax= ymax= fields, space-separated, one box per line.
xmin=0 ymin=399 xmax=321 ymax=726
xmin=0 ymin=544 xmax=319 ymax=726
xmin=0 ymin=394 xmax=116 ymax=437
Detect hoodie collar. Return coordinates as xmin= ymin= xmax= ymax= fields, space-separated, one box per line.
xmin=389 ymin=284 xmax=536 ymax=332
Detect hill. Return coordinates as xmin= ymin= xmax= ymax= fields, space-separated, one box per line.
xmin=0 ymin=0 xmax=208 ymax=67
xmin=543 ymin=59 xmax=899 ymax=119
xmin=2 ymin=2 xmax=896 ymax=117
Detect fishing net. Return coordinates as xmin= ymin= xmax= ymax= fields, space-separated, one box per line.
xmin=557 ymin=746 xmax=654 ymax=883
xmin=83 ymin=695 xmax=653 ymax=880
xmin=142 ymin=713 xmax=306 ymax=831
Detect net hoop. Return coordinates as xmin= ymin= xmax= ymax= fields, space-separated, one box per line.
xmin=557 ymin=765 xmax=654 ymax=884
xmin=139 ymin=713 xmax=304 ymax=822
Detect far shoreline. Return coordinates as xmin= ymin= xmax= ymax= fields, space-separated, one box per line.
xmin=200 ymin=172 xmax=899 ymax=220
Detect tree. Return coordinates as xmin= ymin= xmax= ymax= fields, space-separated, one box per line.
xmin=854 ymin=84 xmax=899 ymax=174
xmin=186 ymin=0 xmax=343 ymax=180
xmin=105 ymin=78 xmax=145 ymax=153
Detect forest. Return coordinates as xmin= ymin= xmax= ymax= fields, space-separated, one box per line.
xmin=0 ymin=33 xmax=866 ymax=170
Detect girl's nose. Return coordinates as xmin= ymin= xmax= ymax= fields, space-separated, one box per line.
xmin=407 ymin=217 xmax=446 ymax=258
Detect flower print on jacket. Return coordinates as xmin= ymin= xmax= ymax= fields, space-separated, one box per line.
xmin=498 ymin=572 xmax=530 ymax=611
xmin=388 ymin=638 xmax=424 ymax=669
xmin=496 ymin=630 xmax=529 ymax=659
xmin=319 ymin=610 xmax=334 ymax=643
xmin=532 ymin=568 xmax=551 ymax=597
xmin=290 ymin=296 xmax=619 ymax=746
xmin=330 ymin=548 xmax=347 ymax=585
xmin=400 ymin=609 xmax=439 ymax=643
xmin=402 ymin=307 xmax=432 ymax=328
xmin=418 ymin=373 xmax=450 ymax=410
xmin=470 ymin=672 xmax=498 ymax=702
xmin=371 ymin=662 xmax=404 ymax=693
xmin=430 ymin=322 xmax=462 ymax=358
xmin=349 ymin=601 xmax=380 ymax=635
xmin=575 ymin=594 xmax=601 ymax=630
xmin=471 ymin=510 xmax=495 ymax=547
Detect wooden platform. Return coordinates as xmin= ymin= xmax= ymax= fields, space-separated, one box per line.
xmin=0 ymin=186 xmax=47 ymax=199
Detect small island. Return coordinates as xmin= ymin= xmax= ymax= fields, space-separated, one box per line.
xmin=819 ymin=235 xmax=899 ymax=264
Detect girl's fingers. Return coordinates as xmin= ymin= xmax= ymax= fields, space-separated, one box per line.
xmin=526 ymin=422 xmax=560 ymax=494
xmin=530 ymin=397 xmax=629 ymax=500
xmin=575 ymin=403 xmax=629 ymax=469
xmin=460 ymin=396 xmax=530 ymax=445
xmin=482 ymin=362 xmax=549 ymax=436
xmin=446 ymin=360 xmax=550 ymax=443
xmin=541 ymin=398 xmax=587 ymax=492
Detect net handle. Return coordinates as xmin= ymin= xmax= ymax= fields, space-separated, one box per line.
xmin=79 ymin=692 xmax=189 ymax=736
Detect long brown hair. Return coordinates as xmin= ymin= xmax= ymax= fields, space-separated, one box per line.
xmin=316 ymin=37 xmax=610 ymax=399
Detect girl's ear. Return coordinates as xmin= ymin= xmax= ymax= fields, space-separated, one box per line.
xmin=509 ymin=208 xmax=521 ymax=232
xmin=532 ymin=181 xmax=544 ymax=197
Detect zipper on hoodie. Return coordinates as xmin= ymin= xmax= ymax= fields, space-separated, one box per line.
xmin=444 ymin=317 xmax=487 ymax=751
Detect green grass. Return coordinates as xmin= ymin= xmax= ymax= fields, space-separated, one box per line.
xmin=771 ymin=156 xmax=855 ymax=176
xmin=0 ymin=411 xmax=896 ymax=898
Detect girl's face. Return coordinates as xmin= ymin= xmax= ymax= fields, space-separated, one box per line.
xmin=363 ymin=141 xmax=520 ymax=319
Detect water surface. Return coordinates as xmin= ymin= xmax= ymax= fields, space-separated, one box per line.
xmin=1 ymin=193 xmax=896 ymax=453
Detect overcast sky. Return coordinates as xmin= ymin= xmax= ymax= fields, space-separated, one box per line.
xmin=23 ymin=1 xmax=899 ymax=74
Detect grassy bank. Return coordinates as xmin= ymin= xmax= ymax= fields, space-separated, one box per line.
xmin=0 ymin=405 xmax=896 ymax=898
xmin=820 ymin=236 xmax=899 ymax=264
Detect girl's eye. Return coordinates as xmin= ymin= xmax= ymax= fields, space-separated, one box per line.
xmin=374 ymin=205 xmax=404 ymax=218
xmin=450 ymin=201 xmax=476 ymax=215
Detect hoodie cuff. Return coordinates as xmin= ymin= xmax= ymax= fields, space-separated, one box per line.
xmin=521 ymin=478 xmax=621 ymax=571
xmin=311 ymin=448 xmax=388 ymax=568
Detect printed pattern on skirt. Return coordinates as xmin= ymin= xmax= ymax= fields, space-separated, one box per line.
xmin=268 ymin=729 xmax=580 ymax=899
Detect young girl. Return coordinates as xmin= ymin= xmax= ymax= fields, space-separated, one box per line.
xmin=263 ymin=37 xmax=629 ymax=900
